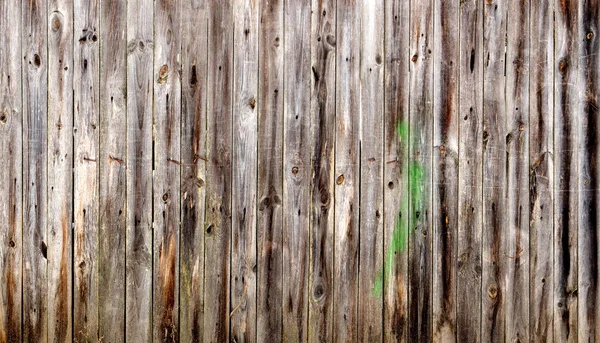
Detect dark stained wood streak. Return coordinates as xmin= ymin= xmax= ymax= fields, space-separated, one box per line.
xmin=48 ymin=0 xmax=73 ymax=340
xmin=309 ymin=0 xmax=335 ymax=342
xmin=257 ymin=0 xmax=284 ymax=341
xmin=529 ymin=0 xmax=554 ymax=340
xmin=0 ymin=0 xmax=22 ymax=340
xmin=205 ymin=1 xmax=233 ymax=342
xmin=180 ymin=0 xmax=208 ymax=342
xmin=578 ymin=0 xmax=600 ymax=340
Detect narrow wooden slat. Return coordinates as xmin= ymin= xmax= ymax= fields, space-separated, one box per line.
xmin=22 ymin=0 xmax=48 ymax=340
xmin=180 ymin=0 xmax=208 ymax=342
xmin=73 ymin=0 xmax=100 ymax=339
xmin=282 ymin=0 xmax=310 ymax=340
xmin=408 ymin=0 xmax=433 ymax=340
xmin=358 ymin=0 xmax=384 ymax=340
xmin=432 ymin=0 xmax=458 ymax=340
xmin=457 ymin=0 xmax=483 ymax=341
xmin=98 ymin=0 xmax=127 ymax=341
xmin=481 ymin=0 xmax=507 ymax=341
xmin=334 ymin=0 xmax=360 ymax=341
xmin=578 ymin=0 xmax=600 ymax=340
xmin=153 ymin=0 xmax=181 ymax=340
xmin=47 ymin=0 xmax=73 ymax=340
xmin=505 ymin=0 xmax=530 ymax=340
xmin=126 ymin=0 xmax=153 ymax=340
xmin=529 ymin=0 xmax=554 ymax=340
xmin=308 ymin=0 xmax=335 ymax=341
xmin=554 ymin=0 xmax=579 ymax=340
xmin=204 ymin=1 xmax=233 ymax=341
xmin=257 ymin=0 xmax=284 ymax=341
xmin=0 ymin=0 xmax=22 ymax=340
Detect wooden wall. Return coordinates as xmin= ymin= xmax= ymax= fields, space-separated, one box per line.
xmin=0 ymin=0 xmax=599 ymax=342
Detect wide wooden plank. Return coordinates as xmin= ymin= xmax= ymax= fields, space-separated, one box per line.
xmin=153 ymin=0 xmax=181 ymax=340
xmin=554 ymin=0 xmax=579 ymax=340
xmin=358 ymin=0 xmax=385 ymax=340
xmin=481 ymin=0 xmax=507 ymax=341
xmin=334 ymin=0 xmax=360 ymax=341
xmin=204 ymin=1 xmax=233 ymax=341
xmin=0 ymin=0 xmax=22 ymax=340
xmin=457 ymin=0 xmax=483 ymax=341
xmin=408 ymin=0 xmax=433 ymax=340
xmin=578 ymin=0 xmax=600 ymax=340
xmin=98 ymin=0 xmax=127 ymax=341
xmin=257 ymin=0 xmax=284 ymax=341
xmin=48 ymin=0 xmax=73 ymax=340
xmin=180 ymin=0 xmax=208 ymax=342
xmin=126 ymin=0 xmax=153 ymax=340
xmin=529 ymin=0 xmax=554 ymax=340
xmin=22 ymin=0 xmax=48 ymax=340
xmin=309 ymin=0 xmax=335 ymax=341
xmin=282 ymin=0 xmax=310 ymax=340
xmin=432 ymin=0 xmax=458 ymax=340
xmin=505 ymin=0 xmax=530 ymax=340
xmin=73 ymin=0 xmax=100 ymax=340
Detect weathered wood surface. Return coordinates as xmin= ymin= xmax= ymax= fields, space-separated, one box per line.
xmin=2 ymin=1 xmax=600 ymax=342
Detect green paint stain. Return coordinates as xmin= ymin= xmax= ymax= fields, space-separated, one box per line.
xmin=373 ymin=120 xmax=423 ymax=296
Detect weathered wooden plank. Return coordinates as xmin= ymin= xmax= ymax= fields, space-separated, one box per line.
xmin=334 ymin=0 xmax=360 ymax=341
xmin=408 ymin=0 xmax=433 ymax=340
xmin=505 ymin=0 xmax=530 ymax=340
xmin=153 ymin=0 xmax=181 ymax=340
xmin=529 ymin=0 xmax=554 ymax=340
xmin=98 ymin=0 xmax=127 ymax=341
xmin=73 ymin=0 xmax=100 ymax=340
xmin=432 ymin=0 xmax=458 ymax=340
xmin=22 ymin=0 xmax=48 ymax=340
xmin=0 ymin=0 xmax=22 ymax=340
xmin=457 ymin=0 xmax=483 ymax=341
xmin=578 ymin=0 xmax=600 ymax=340
xmin=126 ymin=0 xmax=153 ymax=340
xmin=282 ymin=0 xmax=310 ymax=340
xmin=358 ymin=0 xmax=385 ymax=340
xmin=48 ymin=0 xmax=73 ymax=340
xmin=309 ymin=0 xmax=335 ymax=341
xmin=257 ymin=0 xmax=283 ymax=341
xmin=554 ymin=0 xmax=579 ymax=340
xmin=180 ymin=0 xmax=208 ymax=342
xmin=481 ymin=0 xmax=507 ymax=341
xmin=204 ymin=1 xmax=233 ymax=341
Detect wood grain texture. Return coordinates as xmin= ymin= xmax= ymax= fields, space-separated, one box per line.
xmin=22 ymin=0 xmax=48 ymax=340
xmin=408 ymin=0 xmax=433 ymax=340
xmin=358 ymin=1 xmax=384 ymax=341
xmin=180 ymin=0 xmax=208 ymax=342
xmin=481 ymin=0 xmax=507 ymax=341
xmin=153 ymin=0 xmax=181 ymax=340
xmin=48 ymin=0 xmax=73 ymax=341
xmin=432 ymin=0 xmax=458 ymax=340
xmin=334 ymin=0 xmax=360 ymax=341
xmin=505 ymin=0 xmax=530 ymax=340
xmin=529 ymin=0 xmax=554 ymax=340
xmin=282 ymin=0 xmax=310 ymax=341
xmin=98 ymin=0 xmax=127 ymax=341
xmin=0 ymin=0 xmax=22 ymax=341
xmin=204 ymin=1 xmax=233 ymax=341
xmin=126 ymin=0 xmax=153 ymax=340
xmin=578 ymin=0 xmax=600 ymax=340
xmin=73 ymin=0 xmax=100 ymax=340
xmin=257 ymin=0 xmax=284 ymax=341
xmin=457 ymin=0 xmax=483 ymax=341
xmin=309 ymin=0 xmax=335 ymax=341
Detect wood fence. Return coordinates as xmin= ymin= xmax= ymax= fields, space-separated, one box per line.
xmin=0 ymin=0 xmax=598 ymax=342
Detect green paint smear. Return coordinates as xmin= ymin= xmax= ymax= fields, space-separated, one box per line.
xmin=373 ymin=121 xmax=423 ymax=297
